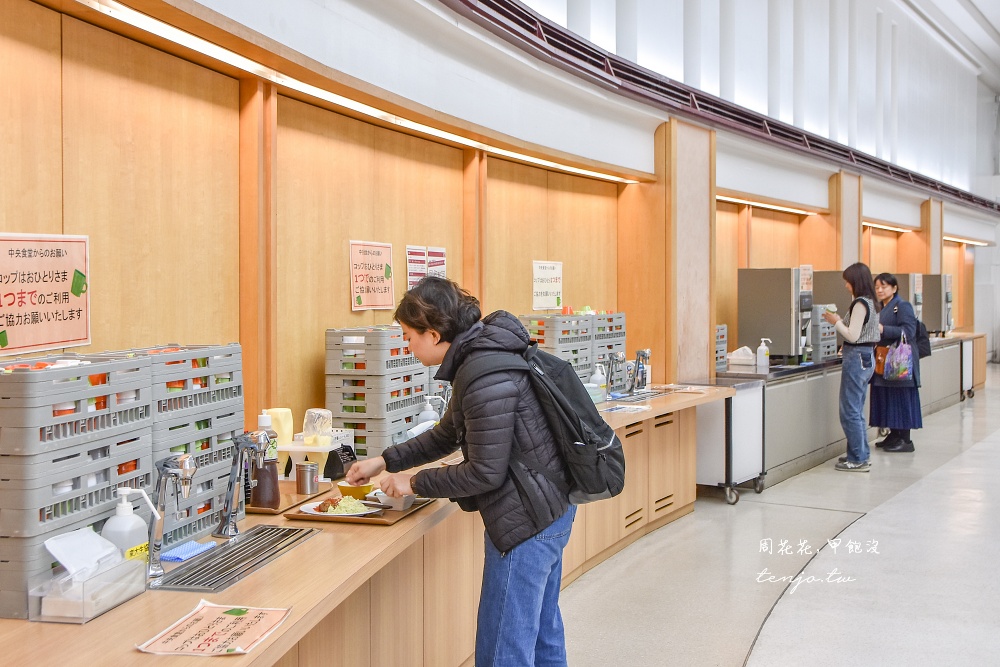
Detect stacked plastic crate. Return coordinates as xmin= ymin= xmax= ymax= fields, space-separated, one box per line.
xmin=325 ymin=327 xmax=426 ymax=458
xmin=138 ymin=344 xmax=244 ymax=548
xmin=518 ymin=314 xmax=595 ymax=383
xmin=592 ymin=313 xmax=627 ymax=393
xmin=0 ymin=353 xmax=154 ymax=618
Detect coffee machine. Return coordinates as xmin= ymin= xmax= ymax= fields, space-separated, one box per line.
xmin=738 ymin=267 xmax=813 ymax=361
xmin=922 ymin=274 xmax=952 ymax=333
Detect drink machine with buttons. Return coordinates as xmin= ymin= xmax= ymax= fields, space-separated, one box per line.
xmin=738 ymin=267 xmax=813 ymax=362
xmin=922 ymin=274 xmax=952 ymax=333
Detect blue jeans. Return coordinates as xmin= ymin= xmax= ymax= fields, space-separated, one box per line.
xmin=840 ymin=345 xmax=875 ymax=463
xmin=476 ymin=505 xmax=577 ymax=667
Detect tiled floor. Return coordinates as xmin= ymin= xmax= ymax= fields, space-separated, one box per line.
xmin=561 ymin=364 xmax=1000 ymax=666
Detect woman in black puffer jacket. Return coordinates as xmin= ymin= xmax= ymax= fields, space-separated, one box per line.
xmin=347 ymin=277 xmax=575 ymax=667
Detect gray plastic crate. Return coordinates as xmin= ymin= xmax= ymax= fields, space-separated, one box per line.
xmin=0 ymin=429 xmax=150 ymax=486
xmin=325 ymin=368 xmax=428 ymax=418
xmin=152 ymin=371 xmax=243 ymax=422
xmin=593 ymin=312 xmax=626 ymax=343
xmin=0 ymin=447 xmax=153 ymax=538
xmin=104 ymin=343 xmax=242 ymax=379
xmin=325 ymin=326 xmax=421 ymax=374
xmin=0 ymin=382 xmax=154 ymax=456
xmin=546 ymin=344 xmax=594 ymax=382
xmin=162 ymin=486 xmax=244 ymax=548
xmin=331 ymin=404 xmax=422 ymax=458
xmin=518 ymin=314 xmax=595 ymax=348
xmin=152 ymin=408 xmax=243 ymax=458
xmin=0 ymin=353 xmax=151 ymax=398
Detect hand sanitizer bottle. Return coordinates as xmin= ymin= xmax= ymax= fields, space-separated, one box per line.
xmin=101 ymin=487 xmax=160 ymax=559
xmin=756 ymin=338 xmax=771 ymax=370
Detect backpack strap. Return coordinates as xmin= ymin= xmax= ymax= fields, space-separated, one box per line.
xmin=451 ymin=349 xmax=571 ymax=503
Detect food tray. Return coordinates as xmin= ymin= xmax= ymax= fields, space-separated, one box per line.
xmin=245 ymin=480 xmax=333 ymax=514
xmin=283 ymin=496 xmax=436 ymax=525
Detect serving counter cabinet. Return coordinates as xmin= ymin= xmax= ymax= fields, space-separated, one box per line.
xmin=0 ymin=387 xmax=731 ymax=667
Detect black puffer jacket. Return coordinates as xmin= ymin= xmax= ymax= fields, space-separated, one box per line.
xmin=382 ymin=311 xmax=569 ymax=553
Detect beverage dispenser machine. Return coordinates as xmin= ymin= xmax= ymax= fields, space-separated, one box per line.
xmin=895 ymin=273 xmax=923 ymax=322
xmin=922 ymin=274 xmax=952 ymax=333
xmin=738 ymin=267 xmax=813 ymax=361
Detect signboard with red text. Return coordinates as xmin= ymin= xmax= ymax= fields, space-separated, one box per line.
xmin=0 ymin=233 xmax=90 ymax=356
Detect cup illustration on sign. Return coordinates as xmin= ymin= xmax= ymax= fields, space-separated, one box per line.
xmin=0 ymin=330 xmax=7 ymax=349
xmin=71 ymin=269 xmax=88 ymax=297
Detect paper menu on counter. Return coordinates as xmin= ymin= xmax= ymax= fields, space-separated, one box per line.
xmin=137 ymin=600 xmax=290 ymax=656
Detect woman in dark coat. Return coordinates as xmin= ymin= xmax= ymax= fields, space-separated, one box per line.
xmin=870 ymin=272 xmax=922 ymax=452
xmin=347 ymin=277 xmax=575 ymax=667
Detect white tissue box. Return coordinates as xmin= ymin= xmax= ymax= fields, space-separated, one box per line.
xmin=29 ymin=558 xmax=145 ymax=623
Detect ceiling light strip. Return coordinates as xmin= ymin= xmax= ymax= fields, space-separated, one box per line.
xmin=862 ymin=221 xmax=915 ymax=233
xmin=943 ymin=235 xmax=991 ymax=247
xmin=715 ymin=195 xmax=817 ymax=216
xmin=84 ymin=0 xmax=637 ymax=184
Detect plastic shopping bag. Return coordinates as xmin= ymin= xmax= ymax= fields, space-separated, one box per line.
xmin=883 ymin=335 xmax=913 ymax=381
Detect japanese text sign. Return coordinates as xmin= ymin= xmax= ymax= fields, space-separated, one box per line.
xmin=0 ymin=233 xmax=90 ymax=356
xmin=532 ymin=260 xmax=563 ymax=310
xmin=350 ymin=240 xmax=395 ymax=311
xmin=137 ymin=600 xmax=291 ymax=656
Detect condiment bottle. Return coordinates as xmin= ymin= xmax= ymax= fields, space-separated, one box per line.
xmin=250 ymin=412 xmax=281 ymax=510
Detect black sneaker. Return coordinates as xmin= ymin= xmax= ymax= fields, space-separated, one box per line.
xmin=838 ymin=455 xmax=848 ymax=463
xmin=875 ymin=435 xmax=900 ymax=448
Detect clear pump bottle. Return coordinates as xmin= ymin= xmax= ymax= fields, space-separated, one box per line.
xmin=100 ymin=487 xmax=160 ymax=559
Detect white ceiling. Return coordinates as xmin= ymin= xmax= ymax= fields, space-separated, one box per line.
xmin=910 ymin=0 xmax=1000 ymax=91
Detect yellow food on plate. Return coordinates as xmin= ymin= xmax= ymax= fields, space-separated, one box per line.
xmin=323 ymin=496 xmax=368 ymax=515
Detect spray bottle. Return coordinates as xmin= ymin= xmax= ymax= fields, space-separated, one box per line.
xmin=100 ymin=487 xmax=160 ymax=560
xmin=756 ymin=338 xmax=772 ymax=370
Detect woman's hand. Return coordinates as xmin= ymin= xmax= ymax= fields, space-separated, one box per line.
xmin=379 ymin=473 xmax=415 ymax=497
xmin=346 ymin=456 xmax=386 ymax=485
xmin=879 ymin=324 xmax=884 ymax=333
xmin=822 ymin=311 xmax=841 ymax=325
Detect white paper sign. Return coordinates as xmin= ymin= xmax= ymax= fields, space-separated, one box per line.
xmin=427 ymin=247 xmax=446 ymax=278
xmin=406 ymin=245 xmax=427 ymax=290
xmin=532 ymin=261 xmax=563 ymax=310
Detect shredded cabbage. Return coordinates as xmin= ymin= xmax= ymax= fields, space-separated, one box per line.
xmin=326 ymin=496 xmax=368 ymax=515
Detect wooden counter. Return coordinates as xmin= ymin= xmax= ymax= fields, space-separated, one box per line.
xmin=0 ymin=387 xmax=732 ymax=666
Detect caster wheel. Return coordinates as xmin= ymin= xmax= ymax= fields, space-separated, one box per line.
xmin=754 ymin=477 xmax=765 ymax=494
xmin=968 ymin=389 xmax=975 ymax=398
xmin=878 ymin=427 xmax=890 ymax=438
xmin=725 ymin=487 xmax=739 ymax=505
xmin=960 ymin=392 xmax=966 ymax=401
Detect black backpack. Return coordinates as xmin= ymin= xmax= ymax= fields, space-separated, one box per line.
xmin=451 ymin=343 xmax=626 ymax=505
xmin=914 ymin=320 xmax=932 ymax=359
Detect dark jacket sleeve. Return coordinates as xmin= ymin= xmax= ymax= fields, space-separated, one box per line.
xmin=880 ymin=299 xmax=917 ymax=344
xmin=398 ymin=372 xmax=520 ymax=499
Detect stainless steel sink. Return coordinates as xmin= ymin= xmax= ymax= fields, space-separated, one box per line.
xmin=150 ymin=525 xmax=318 ymax=593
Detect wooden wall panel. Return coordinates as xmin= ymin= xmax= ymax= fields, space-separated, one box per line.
xmin=715 ymin=203 xmax=739 ymax=347
xmin=547 ymin=172 xmax=618 ymax=312
xmin=483 ymin=159 xmax=547 ymax=315
xmin=868 ymin=229 xmax=898 ymax=275
xmin=62 ymin=16 xmax=240 ymax=353
xmin=673 ymin=122 xmax=713 ymax=382
xmin=276 ymin=96 xmax=464 ymax=420
xmin=0 ymin=0 xmax=61 ymax=235
xmin=748 ymin=209 xmax=800 ymax=268
xmin=297 ymin=581 xmax=371 ymax=666
xmin=799 ymin=214 xmax=838 ymax=270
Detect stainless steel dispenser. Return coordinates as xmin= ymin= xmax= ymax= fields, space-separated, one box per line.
xmin=922 ymin=274 xmax=953 ymax=333
xmin=737 ymin=268 xmax=813 ymax=360
xmin=894 ymin=273 xmax=923 ymax=322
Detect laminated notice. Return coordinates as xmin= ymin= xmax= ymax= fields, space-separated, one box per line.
xmin=137 ymin=600 xmax=290 ymax=656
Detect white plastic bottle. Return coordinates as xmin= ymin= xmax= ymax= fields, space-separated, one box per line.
xmin=756 ymin=338 xmax=772 ymax=370
xmin=101 ymin=487 xmax=159 ymax=559
xmin=416 ymin=397 xmax=439 ymax=425
xmin=589 ymin=364 xmax=607 ymax=401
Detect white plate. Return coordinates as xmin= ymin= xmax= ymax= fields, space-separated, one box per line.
xmin=300 ymin=501 xmax=381 ymax=517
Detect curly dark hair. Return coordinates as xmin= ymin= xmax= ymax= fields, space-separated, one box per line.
xmin=393 ymin=277 xmax=481 ymax=342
